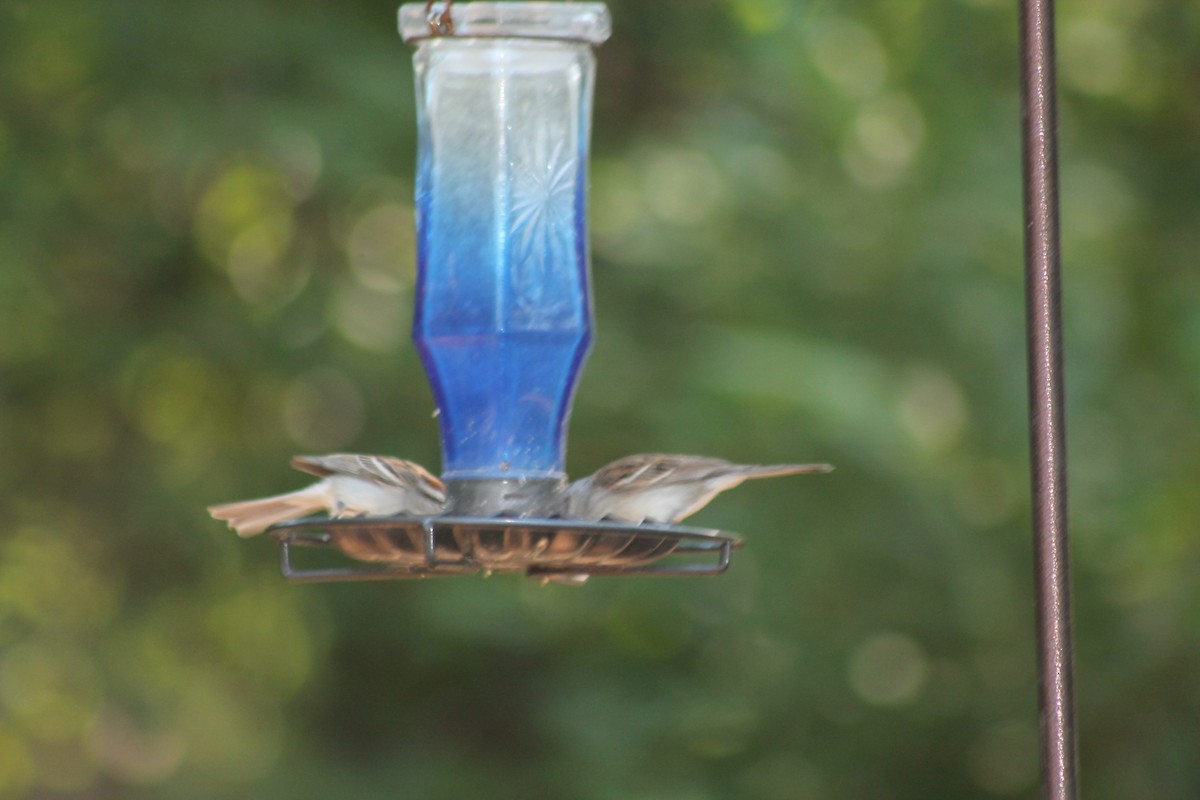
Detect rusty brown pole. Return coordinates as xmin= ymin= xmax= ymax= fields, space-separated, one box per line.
xmin=1018 ymin=0 xmax=1079 ymax=797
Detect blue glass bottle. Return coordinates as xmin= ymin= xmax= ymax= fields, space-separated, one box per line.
xmin=401 ymin=3 xmax=611 ymax=489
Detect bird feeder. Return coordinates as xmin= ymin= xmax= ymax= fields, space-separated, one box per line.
xmin=272 ymin=1 xmax=742 ymax=582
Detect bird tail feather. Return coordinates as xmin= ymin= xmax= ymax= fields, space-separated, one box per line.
xmin=207 ymin=482 xmax=331 ymax=538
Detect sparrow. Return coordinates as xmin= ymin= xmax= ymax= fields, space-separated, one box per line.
xmin=207 ymin=454 xmax=447 ymax=537
xmin=564 ymin=454 xmax=833 ymax=524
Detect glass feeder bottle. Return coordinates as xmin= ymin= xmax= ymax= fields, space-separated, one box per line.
xmin=400 ymin=2 xmax=611 ymax=511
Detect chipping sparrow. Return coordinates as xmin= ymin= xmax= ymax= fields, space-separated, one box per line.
xmin=208 ymin=454 xmax=446 ymax=537
xmin=564 ymin=454 xmax=832 ymax=524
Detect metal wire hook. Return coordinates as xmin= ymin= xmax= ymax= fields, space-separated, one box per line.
xmin=425 ymin=0 xmax=455 ymax=35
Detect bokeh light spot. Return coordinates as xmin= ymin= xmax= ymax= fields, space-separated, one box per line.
xmin=205 ymin=583 xmax=318 ymax=693
xmin=643 ymin=149 xmax=727 ymax=226
xmin=283 ymin=367 xmax=365 ymax=450
xmin=0 ymin=529 xmax=121 ymax=634
xmin=968 ymin=721 xmax=1039 ymax=794
xmin=85 ymin=707 xmax=186 ymax=785
xmin=847 ymin=633 xmax=928 ymax=707
xmin=739 ymin=752 xmax=826 ymax=800
xmin=173 ymin=676 xmax=284 ymax=782
xmin=1061 ymin=19 xmax=1131 ymax=97
xmin=805 ymin=16 xmax=887 ymax=99
xmin=10 ymin=17 xmax=93 ymax=100
xmin=126 ymin=348 xmax=235 ymax=464
xmin=680 ymin=702 xmax=760 ymax=759
xmin=42 ymin=392 xmax=116 ymax=463
xmin=32 ymin=742 xmax=96 ymax=793
xmin=1062 ymin=161 xmax=1138 ymax=243
xmin=269 ymin=128 xmax=324 ymax=203
xmin=952 ymin=460 xmax=1022 ymax=527
xmin=195 ymin=162 xmax=301 ymax=304
xmin=590 ymin=159 xmax=643 ymax=239
xmin=897 ymin=366 xmax=968 ymax=454
xmin=346 ymin=203 xmax=416 ymax=293
xmin=226 ymin=220 xmax=310 ymax=305
xmin=0 ymin=727 xmax=34 ymax=797
xmin=728 ymin=145 xmax=799 ymax=204
xmin=0 ymin=640 xmax=103 ymax=741
xmin=842 ymin=94 xmax=925 ymax=188
xmin=727 ymin=0 xmax=787 ymax=35
xmin=333 ymin=282 xmax=408 ymax=353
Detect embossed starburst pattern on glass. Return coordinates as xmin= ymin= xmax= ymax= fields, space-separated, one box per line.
xmin=510 ymin=135 xmax=576 ymax=319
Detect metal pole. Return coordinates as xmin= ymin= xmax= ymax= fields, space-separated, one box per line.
xmin=1018 ymin=0 xmax=1079 ymax=798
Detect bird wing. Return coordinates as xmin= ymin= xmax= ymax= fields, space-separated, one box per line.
xmin=591 ymin=454 xmax=833 ymax=491
xmin=292 ymin=454 xmax=446 ymax=503
xmin=590 ymin=454 xmax=734 ymax=491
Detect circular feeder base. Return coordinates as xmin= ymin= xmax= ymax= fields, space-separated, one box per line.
xmin=267 ymin=516 xmax=744 ymax=583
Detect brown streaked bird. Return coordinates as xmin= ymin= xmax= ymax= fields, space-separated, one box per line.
xmin=564 ymin=454 xmax=832 ymax=525
xmin=208 ymin=454 xmax=446 ymax=537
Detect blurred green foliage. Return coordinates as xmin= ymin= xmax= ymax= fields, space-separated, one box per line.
xmin=1 ymin=0 xmax=1198 ymax=797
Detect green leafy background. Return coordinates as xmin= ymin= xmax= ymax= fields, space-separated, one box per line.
xmin=1 ymin=0 xmax=1198 ymax=797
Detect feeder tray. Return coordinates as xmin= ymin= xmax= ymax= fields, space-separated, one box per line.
xmin=268 ymin=516 xmax=743 ymax=583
